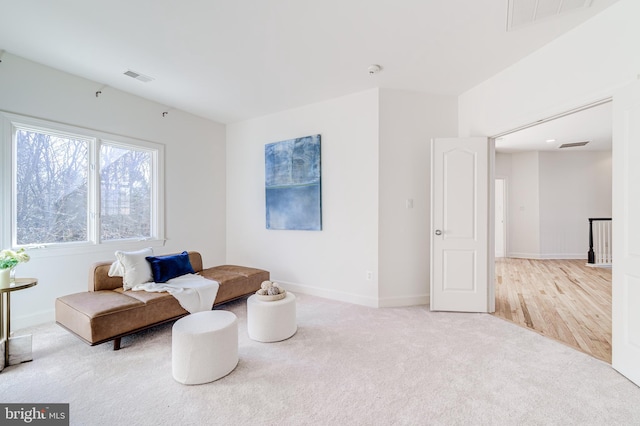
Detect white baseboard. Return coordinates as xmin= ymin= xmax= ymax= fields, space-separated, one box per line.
xmin=539 ymin=253 xmax=587 ymax=260
xmin=507 ymin=252 xmax=540 ymax=259
xmin=277 ymin=280 xmax=429 ymax=308
xmin=378 ymin=294 xmax=429 ymax=308
xmin=586 ymin=263 xmax=612 ymax=268
xmin=13 ymin=309 xmax=54 ymax=330
xmin=279 ymin=280 xmax=379 ymax=308
xmin=507 ymin=252 xmax=587 ymax=260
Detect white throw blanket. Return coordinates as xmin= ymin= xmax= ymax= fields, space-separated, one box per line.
xmin=132 ymin=274 xmax=219 ymax=313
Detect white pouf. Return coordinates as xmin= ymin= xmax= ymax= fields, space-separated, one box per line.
xmin=172 ymin=310 xmax=238 ymax=385
xmin=247 ymin=292 xmax=297 ymax=342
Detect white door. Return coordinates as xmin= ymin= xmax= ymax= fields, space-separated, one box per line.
xmin=430 ymin=137 xmax=492 ymax=312
xmin=495 ymin=178 xmax=506 ymax=257
xmin=612 ymin=80 xmax=640 ymax=386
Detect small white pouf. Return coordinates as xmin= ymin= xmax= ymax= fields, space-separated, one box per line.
xmin=172 ymin=310 xmax=238 ymax=385
xmin=247 ymin=292 xmax=297 ymax=342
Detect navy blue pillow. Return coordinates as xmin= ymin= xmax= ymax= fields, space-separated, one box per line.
xmin=145 ymin=251 xmax=195 ymax=283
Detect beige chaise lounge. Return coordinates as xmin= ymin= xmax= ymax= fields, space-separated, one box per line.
xmin=55 ymin=251 xmax=268 ymax=350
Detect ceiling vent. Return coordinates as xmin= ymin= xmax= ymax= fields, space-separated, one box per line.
xmin=559 ymin=141 xmax=590 ymax=148
xmin=507 ymin=0 xmax=593 ymax=31
xmin=123 ymin=70 xmax=154 ymax=83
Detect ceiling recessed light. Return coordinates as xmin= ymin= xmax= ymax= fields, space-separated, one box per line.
xmin=546 ymin=139 xmax=556 ymax=143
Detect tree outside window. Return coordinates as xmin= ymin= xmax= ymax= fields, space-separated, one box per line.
xmin=15 ymin=129 xmax=89 ymax=245
xmin=9 ymin=119 xmax=160 ymax=248
xmin=100 ymin=144 xmax=152 ymax=241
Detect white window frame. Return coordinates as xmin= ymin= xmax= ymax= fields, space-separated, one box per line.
xmin=0 ymin=111 xmax=165 ymax=257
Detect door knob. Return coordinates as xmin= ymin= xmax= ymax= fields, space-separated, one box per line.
xmin=435 ymin=229 xmax=442 ymax=236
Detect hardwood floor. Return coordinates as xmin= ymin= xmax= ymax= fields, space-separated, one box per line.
xmin=493 ymin=258 xmax=612 ymax=363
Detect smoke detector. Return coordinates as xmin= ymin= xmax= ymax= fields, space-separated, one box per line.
xmin=367 ymin=64 xmax=382 ymax=75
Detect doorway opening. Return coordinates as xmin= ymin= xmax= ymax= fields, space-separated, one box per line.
xmin=490 ymin=99 xmax=613 ymax=363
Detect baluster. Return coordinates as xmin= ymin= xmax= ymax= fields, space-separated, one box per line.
xmin=588 ymin=218 xmax=612 ymax=266
xmin=588 ymin=218 xmax=595 ymax=264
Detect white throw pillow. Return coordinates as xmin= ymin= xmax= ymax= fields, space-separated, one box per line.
xmin=114 ymin=248 xmax=154 ymax=290
xmin=108 ymin=260 xmax=124 ymax=277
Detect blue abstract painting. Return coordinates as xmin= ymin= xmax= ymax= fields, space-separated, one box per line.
xmin=265 ymin=135 xmax=321 ymax=230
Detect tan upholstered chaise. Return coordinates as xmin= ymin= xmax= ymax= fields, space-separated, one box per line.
xmin=55 ymin=251 xmax=268 ymax=350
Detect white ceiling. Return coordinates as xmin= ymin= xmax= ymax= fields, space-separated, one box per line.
xmin=0 ymin=0 xmax=620 ymax=124
xmin=496 ymin=100 xmax=612 ymax=153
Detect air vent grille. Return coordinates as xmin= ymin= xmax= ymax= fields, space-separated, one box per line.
xmin=559 ymin=141 xmax=590 ymax=149
xmin=123 ymin=70 xmax=154 ymax=83
xmin=507 ymin=0 xmax=592 ymax=31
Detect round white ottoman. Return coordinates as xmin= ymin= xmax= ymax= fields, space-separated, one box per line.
xmin=247 ymin=292 xmax=297 ymax=342
xmin=172 ymin=310 xmax=238 ymax=385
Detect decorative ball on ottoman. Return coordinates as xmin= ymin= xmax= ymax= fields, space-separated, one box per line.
xmin=267 ymin=286 xmax=280 ymax=296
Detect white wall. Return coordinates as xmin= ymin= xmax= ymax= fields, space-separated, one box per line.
xmin=226 ymin=89 xmax=380 ymax=306
xmin=509 ymin=152 xmax=541 ymax=258
xmin=226 ymin=88 xmax=458 ymax=308
xmin=459 ymin=0 xmax=640 ymax=137
xmin=538 ymin=151 xmax=612 ymax=258
xmin=378 ymin=89 xmax=457 ymax=306
xmin=496 ymin=151 xmax=612 ymax=259
xmin=495 ymin=152 xmax=512 ymax=177
xmin=0 ymin=53 xmax=226 ymax=328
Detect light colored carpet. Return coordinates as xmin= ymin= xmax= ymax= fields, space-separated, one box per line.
xmin=1 ymin=293 xmax=639 ymax=425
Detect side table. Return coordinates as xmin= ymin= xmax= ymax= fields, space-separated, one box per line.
xmin=1 ymin=278 xmax=37 ymax=371
xmin=247 ymin=292 xmax=297 ymax=342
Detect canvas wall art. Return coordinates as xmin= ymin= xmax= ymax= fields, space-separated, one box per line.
xmin=265 ymin=134 xmax=321 ymax=230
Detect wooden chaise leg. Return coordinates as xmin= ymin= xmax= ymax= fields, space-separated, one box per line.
xmin=113 ymin=337 xmax=121 ymax=351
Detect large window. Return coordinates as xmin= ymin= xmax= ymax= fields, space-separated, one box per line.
xmin=100 ymin=143 xmax=152 ymax=241
xmin=2 ymin=113 xmax=164 ymax=249
xmin=15 ymin=128 xmax=90 ymax=245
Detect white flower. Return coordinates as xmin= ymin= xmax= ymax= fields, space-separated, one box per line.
xmin=0 ymin=248 xmax=30 ymax=269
